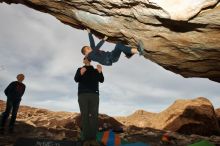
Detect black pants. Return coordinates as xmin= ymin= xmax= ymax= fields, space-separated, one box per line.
xmin=78 ymin=93 xmax=99 ymax=140
xmin=0 ymin=98 xmax=21 ymax=129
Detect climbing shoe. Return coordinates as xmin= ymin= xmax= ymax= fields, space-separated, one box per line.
xmin=137 ymin=40 xmax=145 ymax=56
xmin=125 ymin=53 xmax=134 ymax=59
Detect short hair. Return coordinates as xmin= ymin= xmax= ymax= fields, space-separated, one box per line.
xmin=81 ymin=46 xmax=89 ymax=55
xmin=83 ymin=57 xmax=91 ymax=62
xmin=17 ymin=74 xmax=25 ymax=79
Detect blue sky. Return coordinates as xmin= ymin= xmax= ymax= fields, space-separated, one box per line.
xmin=0 ymin=3 xmax=219 ymax=116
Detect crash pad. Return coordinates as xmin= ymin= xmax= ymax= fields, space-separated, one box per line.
xmin=188 ymin=140 xmax=215 ymax=146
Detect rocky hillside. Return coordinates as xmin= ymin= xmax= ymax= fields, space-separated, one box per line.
xmin=117 ymin=97 xmax=220 ymax=136
xmin=0 ymin=0 xmax=220 ymax=82
xmin=0 ymin=98 xmax=220 ymax=146
xmin=0 ymin=100 xmax=123 ymax=138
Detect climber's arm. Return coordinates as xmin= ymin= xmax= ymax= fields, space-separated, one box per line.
xmin=94 ymin=36 xmax=108 ymax=50
xmin=87 ymin=28 xmax=96 ymax=49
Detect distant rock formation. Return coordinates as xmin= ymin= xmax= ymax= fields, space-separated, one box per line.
xmin=117 ymin=97 xmax=220 ymax=136
xmin=156 ymin=97 xmax=220 ymax=136
xmin=0 ymin=100 xmax=123 ymax=133
xmin=0 ymin=0 xmax=220 ymax=82
xmin=116 ymin=110 xmax=155 ymax=127
xmin=0 ymin=98 xmax=220 ymax=145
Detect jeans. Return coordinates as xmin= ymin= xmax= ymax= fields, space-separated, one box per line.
xmin=78 ymin=93 xmax=99 ymax=140
xmin=110 ymin=42 xmax=132 ymax=63
xmin=0 ymin=98 xmax=21 ymax=129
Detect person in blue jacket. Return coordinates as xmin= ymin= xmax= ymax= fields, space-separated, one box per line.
xmin=81 ymin=28 xmax=144 ymax=66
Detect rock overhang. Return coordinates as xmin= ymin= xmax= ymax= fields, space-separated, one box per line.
xmin=0 ymin=0 xmax=220 ymax=82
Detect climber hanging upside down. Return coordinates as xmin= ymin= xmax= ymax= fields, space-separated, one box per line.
xmin=81 ymin=28 xmax=144 ymax=66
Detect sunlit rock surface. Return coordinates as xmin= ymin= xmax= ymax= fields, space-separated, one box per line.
xmin=117 ymin=97 xmax=220 ymax=136
xmin=0 ymin=0 xmax=220 ymax=82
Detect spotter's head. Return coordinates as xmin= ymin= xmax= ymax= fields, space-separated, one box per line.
xmin=17 ymin=74 xmax=25 ymax=82
xmin=83 ymin=57 xmax=91 ymax=64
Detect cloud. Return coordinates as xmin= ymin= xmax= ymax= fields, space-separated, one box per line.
xmin=0 ymin=3 xmax=219 ymax=117
xmin=22 ymin=95 xmax=80 ymax=112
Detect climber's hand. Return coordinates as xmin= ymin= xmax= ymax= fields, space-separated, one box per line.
xmin=86 ymin=28 xmax=91 ymax=33
xmin=103 ymin=36 xmax=108 ymax=41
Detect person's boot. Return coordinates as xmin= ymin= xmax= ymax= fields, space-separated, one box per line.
xmin=125 ymin=53 xmax=134 ymax=59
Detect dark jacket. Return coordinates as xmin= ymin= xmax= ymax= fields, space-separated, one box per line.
xmin=87 ymin=32 xmax=113 ymax=66
xmin=74 ymin=65 xmax=104 ymax=95
xmin=88 ymin=50 xmax=113 ymax=66
xmin=4 ymin=81 xmax=26 ymax=101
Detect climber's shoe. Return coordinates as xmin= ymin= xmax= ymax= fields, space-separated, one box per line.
xmin=125 ymin=53 xmax=135 ymax=59
xmin=137 ymin=40 xmax=145 ymax=56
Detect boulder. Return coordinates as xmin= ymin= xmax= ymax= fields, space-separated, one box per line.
xmin=153 ymin=97 xmax=220 ymax=136
xmin=0 ymin=0 xmax=220 ymax=82
xmin=117 ymin=97 xmax=220 ymax=136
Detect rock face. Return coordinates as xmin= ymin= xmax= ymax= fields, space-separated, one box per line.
xmin=0 ymin=0 xmax=220 ymax=82
xmin=152 ymin=97 xmax=220 ymax=136
xmin=117 ymin=97 xmax=220 ymax=136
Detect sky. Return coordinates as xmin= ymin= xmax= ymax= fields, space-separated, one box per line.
xmin=0 ymin=3 xmax=219 ymax=116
